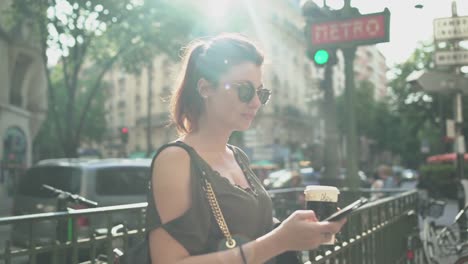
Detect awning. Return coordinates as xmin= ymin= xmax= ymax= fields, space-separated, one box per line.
xmin=250 ymin=160 xmax=278 ymax=169
xmin=426 ymin=153 xmax=468 ymax=163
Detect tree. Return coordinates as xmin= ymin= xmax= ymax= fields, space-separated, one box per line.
xmin=341 ymin=42 xmax=468 ymax=169
xmin=12 ymin=0 xmax=196 ymax=158
xmin=388 ymin=43 xmax=455 ymax=168
xmin=33 ymin=66 xmax=108 ymax=160
xmin=337 ymin=80 xmax=391 ymax=169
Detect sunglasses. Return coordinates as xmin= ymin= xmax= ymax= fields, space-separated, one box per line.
xmin=225 ymin=81 xmax=271 ymax=105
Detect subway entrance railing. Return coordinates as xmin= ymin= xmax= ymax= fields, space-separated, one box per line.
xmin=0 ymin=189 xmax=419 ymax=264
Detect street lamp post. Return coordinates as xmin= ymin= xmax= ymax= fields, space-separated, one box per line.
xmin=342 ymin=46 xmax=359 ymax=189
xmin=450 ymin=0 xmax=467 ymax=240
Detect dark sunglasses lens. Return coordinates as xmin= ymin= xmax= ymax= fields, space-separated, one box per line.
xmin=237 ymin=83 xmax=255 ymax=103
xmin=258 ymin=89 xmax=271 ymax=104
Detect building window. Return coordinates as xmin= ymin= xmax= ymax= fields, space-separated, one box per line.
xmin=118 ymin=100 xmax=126 ymax=109
xmin=160 ymin=85 xmax=171 ymax=102
xmin=119 ymin=112 xmax=125 ymax=127
xmin=135 ymin=95 xmax=141 ymax=114
xmin=162 ymin=59 xmax=171 ymax=78
xmin=303 ymin=63 xmax=311 ymax=77
xmin=283 ymin=80 xmax=290 ymax=99
xmin=293 ymin=56 xmax=299 ymax=66
xmin=118 ymin=77 xmax=126 ymax=95
xmin=10 ymin=54 xmax=33 ymax=107
xmin=135 ymin=72 xmax=141 ymax=88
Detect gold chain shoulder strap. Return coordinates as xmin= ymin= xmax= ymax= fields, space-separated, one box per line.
xmin=178 ymin=141 xmax=237 ymax=249
xmin=201 ymin=173 xmax=237 ymax=249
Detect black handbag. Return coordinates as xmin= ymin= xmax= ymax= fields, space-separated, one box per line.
xmin=118 ymin=237 xmax=150 ymax=264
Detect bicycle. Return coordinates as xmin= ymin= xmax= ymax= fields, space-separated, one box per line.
xmin=42 ymin=184 xmax=125 ymax=264
xmin=419 ymin=198 xmax=468 ymax=264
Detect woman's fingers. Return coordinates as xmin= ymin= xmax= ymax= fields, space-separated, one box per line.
xmin=318 ymin=218 xmax=347 ymax=234
xmin=294 ymin=210 xmax=318 ymax=221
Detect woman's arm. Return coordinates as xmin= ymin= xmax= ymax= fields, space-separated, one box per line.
xmin=149 ymin=147 xmax=346 ymax=264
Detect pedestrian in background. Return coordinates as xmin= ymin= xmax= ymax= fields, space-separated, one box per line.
xmin=370 ymin=165 xmax=395 ymax=201
xmin=379 ymin=165 xmax=396 ymax=189
xmin=370 ymin=171 xmax=384 ymax=201
xmin=145 ymin=33 xmax=347 ymax=264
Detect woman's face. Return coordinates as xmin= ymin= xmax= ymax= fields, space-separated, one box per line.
xmin=205 ymin=62 xmax=263 ymax=132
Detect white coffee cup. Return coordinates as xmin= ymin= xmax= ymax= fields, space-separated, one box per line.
xmin=304 ymin=185 xmax=340 ymax=245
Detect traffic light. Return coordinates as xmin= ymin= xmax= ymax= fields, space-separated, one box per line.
xmin=313 ymin=49 xmax=330 ymax=65
xmin=120 ymin=127 xmax=129 ymax=144
xmin=307 ymin=48 xmax=337 ymax=67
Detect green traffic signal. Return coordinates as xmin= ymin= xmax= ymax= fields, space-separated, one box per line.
xmin=314 ymin=49 xmax=329 ymax=65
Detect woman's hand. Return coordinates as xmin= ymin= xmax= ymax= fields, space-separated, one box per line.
xmin=272 ymin=210 xmax=347 ymax=252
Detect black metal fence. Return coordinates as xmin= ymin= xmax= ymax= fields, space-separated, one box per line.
xmin=0 ymin=203 xmax=147 ymax=264
xmin=0 ymin=189 xmax=420 ymax=264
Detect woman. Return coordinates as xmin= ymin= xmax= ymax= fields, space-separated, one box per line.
xmin=147 ymin=33 xmax=346 ymax=264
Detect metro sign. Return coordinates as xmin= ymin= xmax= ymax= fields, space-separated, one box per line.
xmin=306 ymin=9 xmax=390 ymax=49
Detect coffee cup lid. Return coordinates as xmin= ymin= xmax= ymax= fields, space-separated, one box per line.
xmin=304 ymin=185 xmax=340 ymax=194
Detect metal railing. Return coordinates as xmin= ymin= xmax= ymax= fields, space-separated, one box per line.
xmin=269 ymin=188 xmax=420 ymax=264
xmin=0 ymin=189 xmax=419 ymax=264
xmin=0 ymin=203 xmax=147 ymax=264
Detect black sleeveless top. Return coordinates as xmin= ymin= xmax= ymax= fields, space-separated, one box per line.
xmin=145 ymin=141 xmax=275 ymax=263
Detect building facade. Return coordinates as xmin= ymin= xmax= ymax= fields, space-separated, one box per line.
xmin=0 ymin=1 xmax=48 ymax=170
xmin=354 ymin=45 xmax=388 ymax=100
xmin=102 ymin=57 xmax=176 ymax=158
xmin=100 ymin=0 xmax=387 ymax=168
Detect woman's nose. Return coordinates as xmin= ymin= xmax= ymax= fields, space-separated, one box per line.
xmin=249 ymin=92 xmax=262 ymax=109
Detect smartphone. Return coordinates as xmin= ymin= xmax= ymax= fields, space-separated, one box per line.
xmin=322 ymin=197 xmax=368 ymax=222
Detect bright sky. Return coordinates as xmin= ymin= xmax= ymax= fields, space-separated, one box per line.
xmin=321 ymin=0 xmax=468 ymax=67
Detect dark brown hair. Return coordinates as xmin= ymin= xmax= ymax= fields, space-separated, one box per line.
xmin=170 ymin=33 xmax=264 ymax=135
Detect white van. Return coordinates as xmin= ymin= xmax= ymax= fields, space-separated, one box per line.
xmin=10 ymin=158 xmax=151 ymax=247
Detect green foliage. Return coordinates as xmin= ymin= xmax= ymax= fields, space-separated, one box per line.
xmin=336 ymin=57 xmax=455 ymax=169
xmin=387 ymin=42 xmax=468 ymax=168
xmin=418 ymin=163 xmax=467 ymax=199
xmin=336 ymin=80 xmax=400 ymax=160
xmin=33 ymin=65 xmax=108 ymax=160
xmin=10 ymin=0 xmax=199 ymax=158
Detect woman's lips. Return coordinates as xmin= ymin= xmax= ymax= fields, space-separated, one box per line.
xmin=241 ymin=113 xmax=255 ymax=120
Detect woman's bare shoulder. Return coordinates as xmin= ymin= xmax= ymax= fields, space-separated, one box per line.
xmin=152 ymin=145 xmax=193 ymax=223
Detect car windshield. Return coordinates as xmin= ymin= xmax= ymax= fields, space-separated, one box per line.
xmin=18 ymin=166 xmax=82 ymax=197
xmin=95 ymin=166 xmax=149 ymax=195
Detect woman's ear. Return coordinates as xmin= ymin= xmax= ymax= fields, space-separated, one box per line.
xmin=197 ymin=78 xmax=214 ymax=98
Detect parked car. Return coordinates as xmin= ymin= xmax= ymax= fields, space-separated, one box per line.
xmin=400 ymin=169 xmax=419 ymax=182
xmin=263 ymin=169 xmax=294 ymax=189
xmin=263 ymin=167 xmax=319 ymax=189
xmin=299 ymin=167 xmax=321 ymax=186
xmin=11 ymin=158 xmax=151 ymax=247
xmin=317 ymin=168 xmax=370 ymax=188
